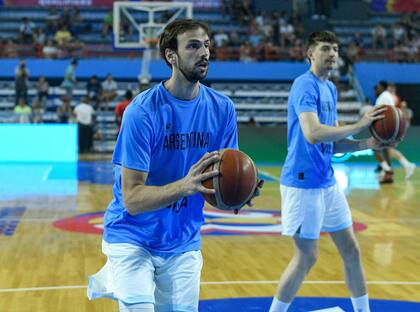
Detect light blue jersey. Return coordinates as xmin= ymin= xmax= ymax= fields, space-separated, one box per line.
xmin=280 ymin=71 xmax=337 ymax=189
xmin=103 ymin=82 xmax=238 ymax=256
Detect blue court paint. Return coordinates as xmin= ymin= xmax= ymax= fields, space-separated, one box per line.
xmin=0 ymin=163 xmax=77 ymax=198
xmin=77 ymin=161 xmax=114 ymax=185
xmin=199 ymin=297 xmax=420 ymax=312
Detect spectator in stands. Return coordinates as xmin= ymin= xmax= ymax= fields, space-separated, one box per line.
xmin=66 ymin=37 xmax=85 ymax=59
xmin=101 ymin=74 xmax=118 ymax=111
xmin=102 ymin=11 xmax=113 ymax=38
xmin=87 ymin=75 xmax=102 ymax=109
xmin=248 ymin=27 xmax=262 ymax=49
xmin=69 ymin=7 xmax=90 ymax=37
xmin=393 ymin=42 xmax=411 ymax=63
xmin=54 ymin=25 xmax=72 ymax=47
xmin=352 ymin=32 xmax=364 ymax=48
xmin=260 ymin=14 xmax=274 ymax=40
xmin=239 ymin=41 xmax=254 ymax=62
xmin=263 ymin=40 xmax=277 ymax=61
xmin=61 ymin=59 xmax=78 ymax=97
xmin=345 ymin=42 xmax=360 ymax=65
xmin=232 ymin=0 xmax=253 ymax=25
xmin=228 ymin=30 xmax=241 ymax=48
xmin=36 ymin=75 xmax=49 ymax=105
xmin=0 ymin=39 xmax=4 ymax=58
xmin=42 ymin=39 xmax=58 ymax=59
xmin=59 ymin=8 xmax=71 ymax=30
xmin=14 ymin=98 xmax=32 ymax=123
xmin=74 ymin=97 xmax=95 ymax=153
xmin=33 ymin=28 xmax=46 ymax=57
xmin=45 ymin=8 xmax=59 ymax=36
xmin=213 ymin=29 xmax=229 ymax=47
xmin=292 ymin=15 xmax=305 ymax=39
xmin=279 ymin=19 xmax=295 ymax=48
xmin=31 ymin=98 xmax=44 ymax=124
xmin=115 ymin=89 xmax=133 ymax=134
xmin=19 ymin=17 xmax=35 ymax=44
xmin=372 ymin=24 xmax=387 ymax=49
xmin=14 ymin=59 xmax=29 ymax=106
xmin=392 ymin=23 xmax=408 ymax=47
xmin=57 ymin=96 xmax=74 ymax=123
xmin=4 ymin=39 xmax=18 ymax=58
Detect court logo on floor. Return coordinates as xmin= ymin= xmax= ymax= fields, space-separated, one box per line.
xmin=52 ymin=209 xmax=367 ymax=235
xmin=0 ymin=207 xmax=26 ymax=236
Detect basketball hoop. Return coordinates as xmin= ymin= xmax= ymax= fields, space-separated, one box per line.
xmin=113 ymin=1 xmax=193 ymax=83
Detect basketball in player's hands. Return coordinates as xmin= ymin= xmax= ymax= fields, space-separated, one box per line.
xmin=369 ymin=105 xmax=407 ymax=144
xmin=201 ymin=149 xmax=258 ymax=211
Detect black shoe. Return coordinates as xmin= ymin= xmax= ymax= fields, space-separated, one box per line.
xmin=374 ymin=165 xmax=382 ymax=173
xmin=379 ymin=171 xmax=394 ymax=184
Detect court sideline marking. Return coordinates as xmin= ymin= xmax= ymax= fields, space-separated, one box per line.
xmin=1 ymin=280 xmax=420 ymax=293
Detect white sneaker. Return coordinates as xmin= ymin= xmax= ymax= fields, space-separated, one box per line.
xmin=405 ymin=163 xmax=416 ymax=180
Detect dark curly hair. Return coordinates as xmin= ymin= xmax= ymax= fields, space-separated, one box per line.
xmin=159 ymin=19 xmax=210 ymax=67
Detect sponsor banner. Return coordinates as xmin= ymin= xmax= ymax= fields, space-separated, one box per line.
xmin=6 ymin=0 xmax=221 ymax=8
xmin=7 ymin=0 xmax=113 ymax=6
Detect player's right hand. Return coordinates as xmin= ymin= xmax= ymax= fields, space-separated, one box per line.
xmin=180 ymin=151 xmax=220 ymax=196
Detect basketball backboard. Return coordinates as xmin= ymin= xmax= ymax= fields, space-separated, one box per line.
xmin=113 ymin=1 xmax=193 ymax=49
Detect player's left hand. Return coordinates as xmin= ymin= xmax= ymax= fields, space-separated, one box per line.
xmin=233 ymin=179 xmax=264 ymax=214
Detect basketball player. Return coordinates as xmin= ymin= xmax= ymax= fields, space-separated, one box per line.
xmin=87 ymin=19 xmax=261 ymax=312
xmin=374 ymin=81 xmax=415 ymax=182
xmin=269 ymin=31 xmax=387 ymax=312
xmin=386 ymin=83 xmax=416 ymax=180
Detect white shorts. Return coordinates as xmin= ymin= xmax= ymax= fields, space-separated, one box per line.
xmin=280 ymin=183 xmax=352 ymax=239
xmin=87 ymin=241 xmax=203 ymax=312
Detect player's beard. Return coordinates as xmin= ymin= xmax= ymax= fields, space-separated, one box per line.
xmin=178 ymin=58 xmax=208 ymax=82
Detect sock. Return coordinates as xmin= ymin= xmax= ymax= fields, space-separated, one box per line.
xmin=399 ymin=156 xmax=410 ymax=168
xmin=351 ymin=293 xmax=370 ymax=312
xmin=380 ymin=161 xmax=392 ymax=172
xmin=269 ymin=297 xmax=290 ymax=312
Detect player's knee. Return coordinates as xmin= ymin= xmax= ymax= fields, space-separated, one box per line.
xmin=297 ymin=250 xmax=318 ymax=271
xmin=343 ymin=242 xmax=361 ymax=264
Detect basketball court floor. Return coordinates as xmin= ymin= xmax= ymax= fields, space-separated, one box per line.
xmin=0 ymin=159 xmax=419 ymax=311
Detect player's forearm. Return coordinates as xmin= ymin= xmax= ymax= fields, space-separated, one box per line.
xmin=307 ymin=122 xmax=365 ymax=144
xmin=334 ymin=138 xmax=369 ymax=153
xmin=123 ymin=179 xmax=188 ymax=215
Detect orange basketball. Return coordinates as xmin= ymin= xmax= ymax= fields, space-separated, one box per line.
xmin=369 ymin=105 xmax=407 ymax=144
xmin=201 ymin=149 xmax=258 ymax=211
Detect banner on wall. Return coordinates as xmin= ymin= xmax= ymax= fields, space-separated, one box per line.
xmin=5 ymin=0 xmax=221 ymax=7
xmin=6 ymin=0 xmax=113 ymax=6
xmin=370 ymin=0 xmax=420 ymax=13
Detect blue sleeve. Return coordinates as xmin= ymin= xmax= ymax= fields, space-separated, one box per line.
xmin=113 ymin=103 xmax=154 ymax=172
xmin=220 ymin=99 xmax=239 ymax=150
xmin=292 ymin=78 xmax=319 ymax=115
